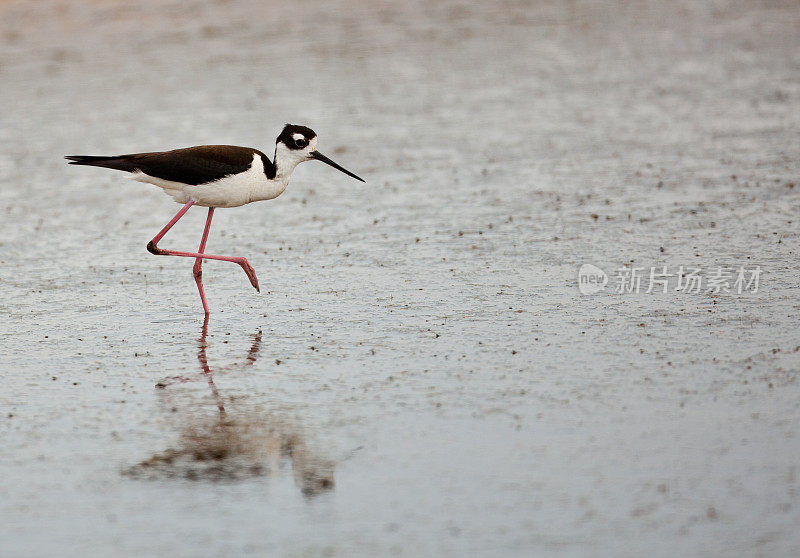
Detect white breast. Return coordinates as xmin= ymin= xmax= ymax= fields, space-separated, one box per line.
xmin=132 ymin=153 xmax=287 ymax=208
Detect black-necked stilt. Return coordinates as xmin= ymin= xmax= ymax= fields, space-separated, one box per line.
xmin=66 ymin=124 xmax=364 ymax=315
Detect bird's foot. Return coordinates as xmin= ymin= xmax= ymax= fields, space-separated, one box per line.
xmin=237 ymin=258 xmax=260 ymax=292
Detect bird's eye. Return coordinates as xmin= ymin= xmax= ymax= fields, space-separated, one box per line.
xmin=295 ymin=138 xmax=308 ymax=148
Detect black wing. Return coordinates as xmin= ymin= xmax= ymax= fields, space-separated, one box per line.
xmin=66 ymin=145 xmax=272 ymax=185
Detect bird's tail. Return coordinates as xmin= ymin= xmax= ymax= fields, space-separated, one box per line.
xmin=65 ymin=155 xmax=137 ymax=172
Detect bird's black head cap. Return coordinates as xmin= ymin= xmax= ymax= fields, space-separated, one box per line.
xmin=277 ymin=124 xmax=317 ymax=150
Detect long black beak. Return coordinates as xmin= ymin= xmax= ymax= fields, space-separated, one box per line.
xmin=310 ymin=151 xmax=365 ymax=182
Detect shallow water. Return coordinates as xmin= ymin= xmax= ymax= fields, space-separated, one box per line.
xmin=1 ymin=0 xmax=799 ymax=556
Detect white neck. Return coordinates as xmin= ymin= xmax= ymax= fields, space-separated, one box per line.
xmin=272 ymin=143 xmax=304 ymax=183
xmin=246 ymin=154 xmax=286 ymax=203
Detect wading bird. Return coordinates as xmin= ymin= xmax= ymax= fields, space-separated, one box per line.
xmin=66 ymin=124 xmax=364 ymax=314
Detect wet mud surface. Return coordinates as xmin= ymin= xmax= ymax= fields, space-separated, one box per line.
xmin=1 ymin=0 xmax=799 ymax=556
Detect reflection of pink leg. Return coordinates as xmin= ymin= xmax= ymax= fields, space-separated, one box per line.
xmin=193 ymin=208 xmax=214 ymax=315
xmin=197 ymin=315 xmax=226 ymax=417
xmin=147 ymin=201 xmax=260 ymax=294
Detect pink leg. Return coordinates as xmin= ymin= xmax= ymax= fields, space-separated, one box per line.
xmin=147 ymin=201 xmax=260 ymax=295
xmin=193 ymin=208 xmax=214 ymax=314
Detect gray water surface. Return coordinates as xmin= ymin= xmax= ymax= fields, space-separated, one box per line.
xmin=1 ymin=0 xmax=799 ymax=556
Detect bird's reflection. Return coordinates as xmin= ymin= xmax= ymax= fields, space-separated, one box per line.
xmin=125 ymin=316 xmax=335 ymax=496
